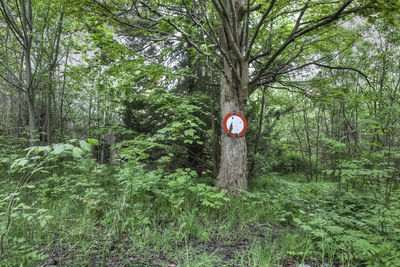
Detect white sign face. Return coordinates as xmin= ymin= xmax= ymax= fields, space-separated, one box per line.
xmin=226 ymin=115 xmax=244 ymax=134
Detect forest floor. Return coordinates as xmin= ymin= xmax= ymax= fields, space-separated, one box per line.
xmin=42 ymin=224 xmax=328 ymax=267
xmin=1 ymin=165 xmax=399 ymax=266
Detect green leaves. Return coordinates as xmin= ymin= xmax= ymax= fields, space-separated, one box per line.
xmin=72 ymin=147 xmax=85 ymax=158
xmin=184 ymin=129 xmax=195 ymax=137
xmin=79 ymin=140 xmax=92 ymax=152
xmin=10 ymin=139 xmax=98 ymax=173
xmin=53 ymin=144 xmax=67 ymax=155
xmin=10 ymin=158 xmax=30 ymax=170
xmin=87 ymin=138 xmax=99 ymax=146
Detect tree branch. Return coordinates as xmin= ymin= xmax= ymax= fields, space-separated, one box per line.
xmin=308 ymin=62 xmax=373 ymax=89
xmin=0 ymin=0 xmax=24 ymax=47
xmin=212 ymin=0 xmax=244 ymax=62
xmin=292 ymin=0 xmax=354 ymax=39
xmin=198 ymin=0 xmax=220 ymax=44
xmin=249 ymin=3 xmax=308 ymax=93
xmin=246 ymin=0 xmax=276 ymax=60
xmin=0 ymin=72 xmax=26 ymax=92
xmin=181 ymin=0 xmax=220 ymax=50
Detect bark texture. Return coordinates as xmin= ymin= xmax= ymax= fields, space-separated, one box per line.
xmin=216 ymin=0 xmax=249 ymax=192
xmin=216 ymin=71 xmax=248 ymax=192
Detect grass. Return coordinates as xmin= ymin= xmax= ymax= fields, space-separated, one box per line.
xmin=1 ymin=162 xmax=399 ymax=266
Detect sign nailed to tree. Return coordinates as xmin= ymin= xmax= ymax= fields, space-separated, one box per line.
xmin=223 ymin=112 xmax=248 ymax=138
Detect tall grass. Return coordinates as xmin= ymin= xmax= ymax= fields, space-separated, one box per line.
xmin=1 ymin=154 xmax=399 ymax=266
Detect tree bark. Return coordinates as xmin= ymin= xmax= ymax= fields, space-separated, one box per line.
xmin=216 ymin=67 xmax=248 ymax=192
xmin=215 ymin=0 xmax=249 ymax=193
xmin=248 ymin=87 xmax=267 ymax=181
xmin=22 ymin=0 xmax=37 ymax=146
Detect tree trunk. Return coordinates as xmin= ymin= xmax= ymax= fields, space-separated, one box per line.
xmin=248 ymin=86 xmax=267 ymax=181
xmin=0 ymin=0 xmax=37 ymax=143
xmin=215 ymin=0 xmax=249 ymax=193
xmin=21 ymin=0 xmax=37 ymax=145
xmin=25 ymin=36 xmax=37 ymax=146
xmin=27 ymin=94 xmax=37 ymax=144
xmin=216 ymin=73 xmax=247 ymax=192
xmin=216 ymin=52 xmax=249 ymax=191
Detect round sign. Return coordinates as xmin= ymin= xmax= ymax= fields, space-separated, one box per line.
xmin=223 ymin=112 xmax=248 ymax=138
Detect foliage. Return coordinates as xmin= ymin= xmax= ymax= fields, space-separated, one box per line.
xmin=121 ymin=88 xmax=212 ymax=172
xmin=251 ymin=174 xmax=400 ymax=266
xmin=293 ymin=188 xmax=400 ymax=266
xmin=0 ymin=138 xmax=231 ymax=265
xmin=0 ymin=0 xmax=400 ymax=265
xmin=1 ymin=144 xmax=399 ymax=265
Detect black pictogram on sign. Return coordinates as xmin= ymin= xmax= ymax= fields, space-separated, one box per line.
xmin=223 ymin=112 xmax=247 ymax=138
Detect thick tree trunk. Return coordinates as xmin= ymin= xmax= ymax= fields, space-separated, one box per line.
xmin=215 ymin=0 xmax=249 ymax=193
xmin=216 ymin=62 xmax=248 ymax=192
xmin=216 ymin=76 xmax=247 ymax=192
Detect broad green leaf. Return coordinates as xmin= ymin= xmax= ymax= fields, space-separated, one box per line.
xmin=184 ymin=129 xmax=195 ymax=136
xmin=25 ymin=147 xmax=36 ymax=156
xmin=87 ymin=138 xmax=99 ymax=146
xmin=40 ymin=220 xmax=47 ymax=227
xmin=79 ymin=140 xmax=92 ymax=152
xmin=34 ymin=146 xmax=51 ymax=155
xmin=1 ymin=192 xmax=19 ymax=202
xmin=72 ymin=147 xmax=85 ymax=158
xmin=64 ymin=144 xmax=74 ymax=150
xmin=53 ymin=144 xmax=66 ymax=155
xmin=10 ymin=158 xmax=29 ymax=170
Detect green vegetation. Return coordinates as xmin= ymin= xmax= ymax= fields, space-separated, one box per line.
xmin=1 ymin=147 xmax=399 ymax=265
xmin=1 ymin=0 xmax=400 ymax=266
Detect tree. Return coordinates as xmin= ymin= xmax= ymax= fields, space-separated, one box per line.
xmin=0 ymin=0 xmax=36 ymax=144
xmin=209 ymin=0 xmax=394 ymax=192
xmin=0 ymin=0 xmax=66 ymax=145
xmin=81 ymin=0 xmax=397 ymax=192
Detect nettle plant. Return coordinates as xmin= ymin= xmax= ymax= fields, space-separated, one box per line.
xmin=292 ymin=189 xmax=400 ymax=266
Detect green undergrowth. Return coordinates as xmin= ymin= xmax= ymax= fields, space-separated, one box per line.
xmin=0 ymin=145 xmax=399 ymax=266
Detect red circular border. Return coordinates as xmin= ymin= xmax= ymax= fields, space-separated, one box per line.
xmin=223 ymin=112 xmax=248 ymax=138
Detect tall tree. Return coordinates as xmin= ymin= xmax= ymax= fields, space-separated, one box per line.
xmin=210 ymin=0 xmax=394 ymax=192
xmin=0 ymin=0 xmax=66 ymax=145
xmin=84 ymin=0 xmax=397 ymax=192
xmin=0 ymin=0 xmax=36 ymax=144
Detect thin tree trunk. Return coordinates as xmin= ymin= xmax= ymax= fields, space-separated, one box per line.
xmin=59 ymin=47 xmax=70 ymax=140
xmin=315 ymin=105 xmax=321 ymax=182
xmin=20 ymin=0 xmax=37 ymax=145
xmin=292 ymin=108 xmax=307 ymax=180
xmin=248 ymin=86 xmax=266 ymax=181
xmin=45 ymin=12 xmax=64 ymax=144
xmin=302 ymin=102 xmax=312 ymax=182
